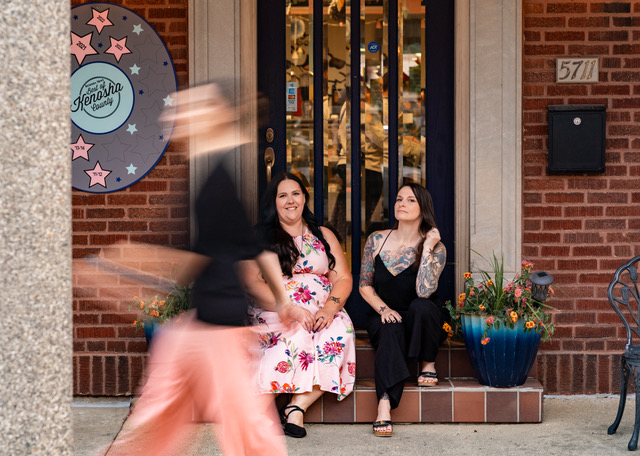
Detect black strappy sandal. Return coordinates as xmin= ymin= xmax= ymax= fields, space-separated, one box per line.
xmin=279 ymin=404 xmax=307 ymax=438
xmin=418 ymin=370 xmax=438 ymax=386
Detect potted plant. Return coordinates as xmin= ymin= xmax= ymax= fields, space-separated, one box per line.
xmin=130 ymin=282 xmax=192 ymax=346
xmin=445 ymin=254 xmax=555 ymax=387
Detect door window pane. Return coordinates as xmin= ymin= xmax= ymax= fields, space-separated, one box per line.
xmin=325 ymin=0 xmax=352 ymax=260
xmin=361 ymin=0 xmax=389 ymax=236
xmin=399 ymin=0 xmax=425 ymax=186
xmin=286 ymin=1 xmax=315 ymax=210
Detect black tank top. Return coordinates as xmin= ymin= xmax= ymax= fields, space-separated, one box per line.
xmin=373 ymin=231 xmax=438 ymax=312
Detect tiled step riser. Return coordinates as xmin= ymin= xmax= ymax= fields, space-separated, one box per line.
xmin=276 ymin=380 xmax=543 ymax=423
xmin=355 ymin=344 xmax=538 ymax=380
xmin=285 ymin=337 xmax=543 ymax=424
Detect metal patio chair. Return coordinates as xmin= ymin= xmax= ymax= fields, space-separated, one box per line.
xmin=607 ymin=255 xmax=640 ymax=451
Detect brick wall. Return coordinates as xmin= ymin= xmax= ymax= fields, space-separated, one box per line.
xmin=72 ymin=0 xmax=189 ymax=395
xmin=523 ymin=1 xmax=640 ymax=394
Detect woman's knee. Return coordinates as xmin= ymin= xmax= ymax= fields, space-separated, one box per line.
xmin=408 ymin=297 xmax=439 ymax=316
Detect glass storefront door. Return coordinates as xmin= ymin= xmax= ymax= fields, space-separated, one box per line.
xmin=258 ymin=0 xmax=454 ymax=326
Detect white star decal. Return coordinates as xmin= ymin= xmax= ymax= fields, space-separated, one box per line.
xmin=163 ymin=95 xmax=174 ymax=106
xmin=126 ymin=163 xmax=138 ymax=174
xmin=129 ymin=63 xmax=141 ymax=75
xmin=132 ymin=24 xmax=144 ymax=35
xmin=126 ymin=124 xmax=138 ymax=135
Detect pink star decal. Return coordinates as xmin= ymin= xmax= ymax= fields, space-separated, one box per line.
xmin=105 ymin=36 xmax=131 ymax=63
xmin=70 ymin=135 xmax=94 ymax=161
xmin=84 ymin=161 xmax=111 ymax=188
xmin=70 ymin=32 xmax=97 ymax=66
xmin=87 ymin=8 xmax=113 ymax=34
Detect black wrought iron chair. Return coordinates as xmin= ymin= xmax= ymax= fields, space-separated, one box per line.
xmin=607 ymin=255 xmax=640 ymax=450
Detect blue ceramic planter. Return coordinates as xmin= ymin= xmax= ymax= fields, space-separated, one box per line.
xmin=143 ymin=320 xmax=159 ymax=347
xmin=461 ymin=314 xmax=541 ymax=387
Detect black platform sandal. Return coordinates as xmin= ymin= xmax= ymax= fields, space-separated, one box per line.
xmin=279 ymin=404 xmax=307 ymax=438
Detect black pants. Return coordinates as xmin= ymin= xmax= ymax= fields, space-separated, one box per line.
xmin=366 ymin=297 xmax=449 ymax=409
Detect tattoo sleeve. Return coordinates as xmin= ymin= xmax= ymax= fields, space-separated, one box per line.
xmin=416 ymin=243 xmax=447 ymax=298
xmin=359 ymin=233 xmax=382 ymax=288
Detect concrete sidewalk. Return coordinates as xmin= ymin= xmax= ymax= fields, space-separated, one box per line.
xmin=74 ymin=396 xmax=637 ymax=455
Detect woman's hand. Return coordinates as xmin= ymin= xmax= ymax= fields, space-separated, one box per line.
xmin=280 ymin=304 xmax=316 ymax=332
xmin=313 ymin=307 xmax=336 ymax=332
xmin=424 ymin=227 xmax=441 ymax=250
xmin=379 ymin=305 xmax=402 ymax=324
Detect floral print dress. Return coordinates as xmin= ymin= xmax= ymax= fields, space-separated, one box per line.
xmin=248 ymin=232 xmax=356 ymax=400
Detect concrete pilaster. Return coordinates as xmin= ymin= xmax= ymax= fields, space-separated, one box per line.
xmin=0 ymin=1 xmax=72 ymax=454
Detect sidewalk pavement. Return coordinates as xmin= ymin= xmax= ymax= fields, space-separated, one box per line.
xmin=74 ymin=395 xmax=638 ymax=455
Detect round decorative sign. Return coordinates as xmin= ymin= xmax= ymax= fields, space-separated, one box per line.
xmin=70 ymin=3 xmax=177 ymax=193
xmin=367 ymin=41 xmax=380 ymax=53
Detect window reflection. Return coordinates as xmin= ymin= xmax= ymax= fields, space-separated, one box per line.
xmin=286 ymin=2 xmax=314 ymax=209
xmin=399 ymin=0 xmax=425 ymax=187
xmin=325 ymin=0 xmax=351 ymax=257
xmin=284 ymin=0 xmax=426 ymax=263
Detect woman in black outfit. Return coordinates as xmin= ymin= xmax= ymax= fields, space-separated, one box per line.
xmin=359 ymin=183 xmax=448 ymax=437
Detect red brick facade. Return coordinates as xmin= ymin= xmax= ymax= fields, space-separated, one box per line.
xmin=72 ymin=0 xmax=639 ymax=396
xmin=72 ymin=0 xmax=189 ymax=395
xmin=523 ymin=1 xmax=640 ymax=394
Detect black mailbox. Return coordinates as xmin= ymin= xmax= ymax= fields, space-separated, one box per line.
xmin=548 ymin=104 xmax=606 ymax=174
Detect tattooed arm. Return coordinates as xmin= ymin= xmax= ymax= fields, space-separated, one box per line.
xmin=359 ymin=231 xmax=403 ymax=323
xmin=314 ymin=227 xmax=352 ymax=331
xmin=416 ymin=228 xmax=447 ymax=298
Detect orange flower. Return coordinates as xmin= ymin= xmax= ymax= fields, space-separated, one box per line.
xmin=481 ymin=337 xmax=490 ymax=345
xmin=463 ymin=272 xmax=472 ymax=280
xmin=510 ymin=311 xmax=518 ymax=323
xmin=479 ymin=304 xmax=485 ymax=311
xmin=486 ymin=279 xmax=493 ymax=287
xmin=442 ymin=322 xmax=452 ymax=333
xmin=458 ymin=293 xmax=466 ymax=301
xmin=140 ymin=302 xmax=144 ymax=309
xmin=159 ymin=301 xmax=165 ymax=307
xmin=133 ymin=320 xmax=137 ymax=326
xmin=526 ymin=321 xmax=535 ymax=329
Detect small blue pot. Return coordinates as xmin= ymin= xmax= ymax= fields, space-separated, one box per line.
xmin=143 ymin=320 xmax=159 ymax=347
xmin=461 ymin=313 xmax=541 ymax=387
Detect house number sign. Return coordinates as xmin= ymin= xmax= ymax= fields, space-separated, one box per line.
xmin=556 ymin=58 xmax=599 ymax=84
xmin=70 ymin=3 xmax=177 ymax=193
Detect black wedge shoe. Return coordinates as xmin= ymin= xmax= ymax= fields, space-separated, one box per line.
xmin=279 ymin=404 xmax=307 ymax=438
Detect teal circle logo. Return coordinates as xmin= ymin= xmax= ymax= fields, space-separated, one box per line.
xmin=71 ymin=62 xmax=134 ymax=134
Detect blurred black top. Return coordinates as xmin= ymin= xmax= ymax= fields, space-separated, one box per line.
xmin=192 ymin=160 xmax=270 ymax=326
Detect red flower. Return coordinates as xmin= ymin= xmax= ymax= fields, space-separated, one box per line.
xmin=275 ymin=361 xmax=290 ymax=373
xmin=348 ymin=362 xmax=356 ymax=375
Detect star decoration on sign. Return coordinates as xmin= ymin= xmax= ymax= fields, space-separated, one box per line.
xmin=85 ymin=161 xmax=111 ymax=188
xmin=126 ymin=163 xmax=138 ymax=174
xmin=70 ymin=135 xmax=94 ymax=161
xmin=87 ymin=8 xmax=113 ymax=34
xmin=70 ymin=32 xmax=97 ymax=66
xmin=132 ymin=24 xmax=144 ymax=35
xmin=163 ymin=95 xmax=173 ymax=106
xmin=105 ymin=36 xmax=132 ymax=62
xmin=129 ymin=63 xmax=140 ymax=75
xmin=126 ymin=124 xmax=138 ymax=135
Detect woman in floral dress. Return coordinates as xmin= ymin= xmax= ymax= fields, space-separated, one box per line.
xmin=240 ymin=172 xmax=356 ymax=438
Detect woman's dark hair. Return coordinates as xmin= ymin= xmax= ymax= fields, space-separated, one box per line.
xmin=257 ymin=172 xmax=336 ymax=277
xmin=394 ymin=182 xmax=438 ymax=268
